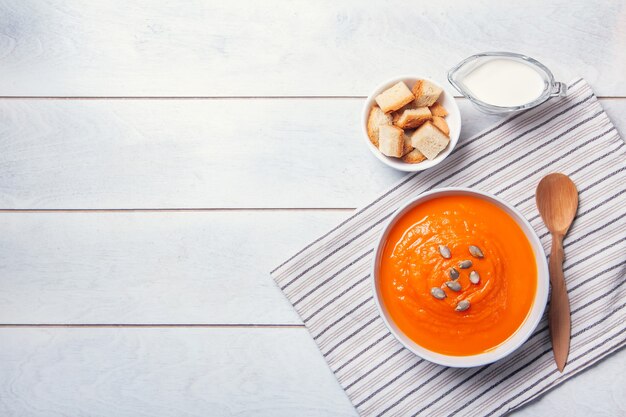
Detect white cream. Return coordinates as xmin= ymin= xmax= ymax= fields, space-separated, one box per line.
xmin=461 ymin=59 xmax=545 ymax=107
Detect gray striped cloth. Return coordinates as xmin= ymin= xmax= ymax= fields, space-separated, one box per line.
xmin=271 ymin=79 xmax=625 ymax=417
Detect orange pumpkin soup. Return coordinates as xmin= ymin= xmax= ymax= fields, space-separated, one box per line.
xmin=379 ymin=194 xmax=537 ymax=356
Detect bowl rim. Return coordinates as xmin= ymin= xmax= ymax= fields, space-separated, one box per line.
xmin=370 ymin=187 xmax=549 ymax=367
xmin=361 ymin=75 xmax=462 ymax=172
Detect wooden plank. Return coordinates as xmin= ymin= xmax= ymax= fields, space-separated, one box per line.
xmin=0 ymin=210 xmax=349 ymax=324
xmin=1 ymin=98 xmax=624 ymax=209
xmin=0 ymin=98 xmax=400 ymax=209
xmin=512 ymin=347 xmax=626 ymax=417
xmin=0 ymin=327 xmax=358 ymax=417
xmin=0 ymin=327 xmax=623 ymax=417
xmin=0 ymin=1 xmax=624 ymax=97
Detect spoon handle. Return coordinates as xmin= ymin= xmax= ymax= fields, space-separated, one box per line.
xmin=548 ymin=233 xmax=571 ymax=372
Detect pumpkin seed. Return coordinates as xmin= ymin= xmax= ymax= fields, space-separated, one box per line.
xmin=458 ymin=260 xmax=473 ymax=269
xmin=430 ymin=287 xmax=446 ymax=300
xmin=445 ymin=281 xmax=462 ymax=292
xmin=438 ymin=245 xmax=451 ymax=259
xmin=469 ymin=271 xmax=480 ymax=284
xmin=469 ymin=245 xmax=484 ymax=258
xmin=449 ymin=267 xmax=460 ymax=280
xmin=455 ymin=300 xmax=470 ymax=312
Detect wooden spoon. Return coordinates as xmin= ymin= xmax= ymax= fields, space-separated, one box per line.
xmin=536 ymin=173 xmax=578 ymax=372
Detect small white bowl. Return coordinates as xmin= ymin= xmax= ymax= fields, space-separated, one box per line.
xmin=371 ymin=188 xmax=549 ymax=367
xmin=361 ymin=76 xmax=461 ymax=172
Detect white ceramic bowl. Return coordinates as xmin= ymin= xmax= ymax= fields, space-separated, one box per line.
xmin=371 ymin=188 xmax=549 ymax=367
xmin=361 ymin=76 xmax=461 ymax=172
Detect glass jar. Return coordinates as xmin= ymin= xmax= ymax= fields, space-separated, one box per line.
xmin=447 ymin=52 xmax=567 ymax=115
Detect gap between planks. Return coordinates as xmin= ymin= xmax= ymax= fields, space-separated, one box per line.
xmin=0 ymin=208 xmax=355 ymax=213
xmin=0 ymin=324 xmax=305 ymax=328
xmin=0 ymin=96 xmax=368 ymax=100
xmin=0 ymin=96 xmax=623 ymax=100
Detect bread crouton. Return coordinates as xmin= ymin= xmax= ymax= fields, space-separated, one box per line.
xmin=394 ymin=106 xmax=432 ymax=129
xmin=402 ymin=149 xmax=427 ymax=164
xmin=378 ymin=125 xmax=404 ymax=157
xmin=431 ymin=116 xmax=450 ymax=136
xmin=412 ymin=80 xmax=443 ymax=107
xmin=391 ymin=103 xmax=413 ymax=124
xmin=367 ymin=106 xmax=393 ymax=146
xmin=375 ymin=82 xmax=415 ymax=113
xmin=429 ymin=102 xmax=448 ymax=117
xmin=410 ymin=121 xmax=450 ymax=160
xmin=402 ymin=130 xmax=414 ymax=156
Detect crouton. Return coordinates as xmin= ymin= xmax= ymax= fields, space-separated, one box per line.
xmin=402 ymin=130 xmax=414 ymax=156
xmin=378 ymin=125 xmax=404 ymax=157
xmin=402 ymin=149 xmax=427 ymax=164
xmin=431 ymin=116 xmax=450 ymax=136
xmin=412 ymin=80 xmax=443 ymax=107
xmin=394 ymin=106 xmax=432 ymax=129
xmin=410 ymin=121 xmax=450 ymax=160
xmin=367 ymin=106 xmax=393 ymax=146
xmin=429 ymin=102 xmax=448 ymax=117
xmin=375 ymin=82 xmax=415 ymax=113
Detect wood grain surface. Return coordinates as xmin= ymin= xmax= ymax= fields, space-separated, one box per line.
xmin=0 ymin=99 xmax=624 ymax=209
xmin=0 ymin=210 xmax=347 ymax=324
xmin=0 ymin=1 xmax=625 ymax=96
xmin=0 ymin=1 xmax=624 ymax=416
xmin=0 ymin=328 xmax=357 ymax=417
xmin=0 ymin=328 xmax=623 ymax=417
xmin=1 ymin=186 xmax=623 ymax=325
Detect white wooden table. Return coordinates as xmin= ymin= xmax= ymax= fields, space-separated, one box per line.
xmin=1 ymin=1 xmax=624 ymax=416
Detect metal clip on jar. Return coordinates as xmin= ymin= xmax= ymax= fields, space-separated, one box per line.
xmin=448 ymin=52 xmax=567 ymax=115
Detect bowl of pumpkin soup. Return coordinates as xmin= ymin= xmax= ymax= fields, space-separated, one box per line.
xmin=372 ymin=188 xmax=549 ymax=367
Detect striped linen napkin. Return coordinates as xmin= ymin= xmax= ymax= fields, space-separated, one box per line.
xmin=271 ymin=79 xmax=625 ymax=417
